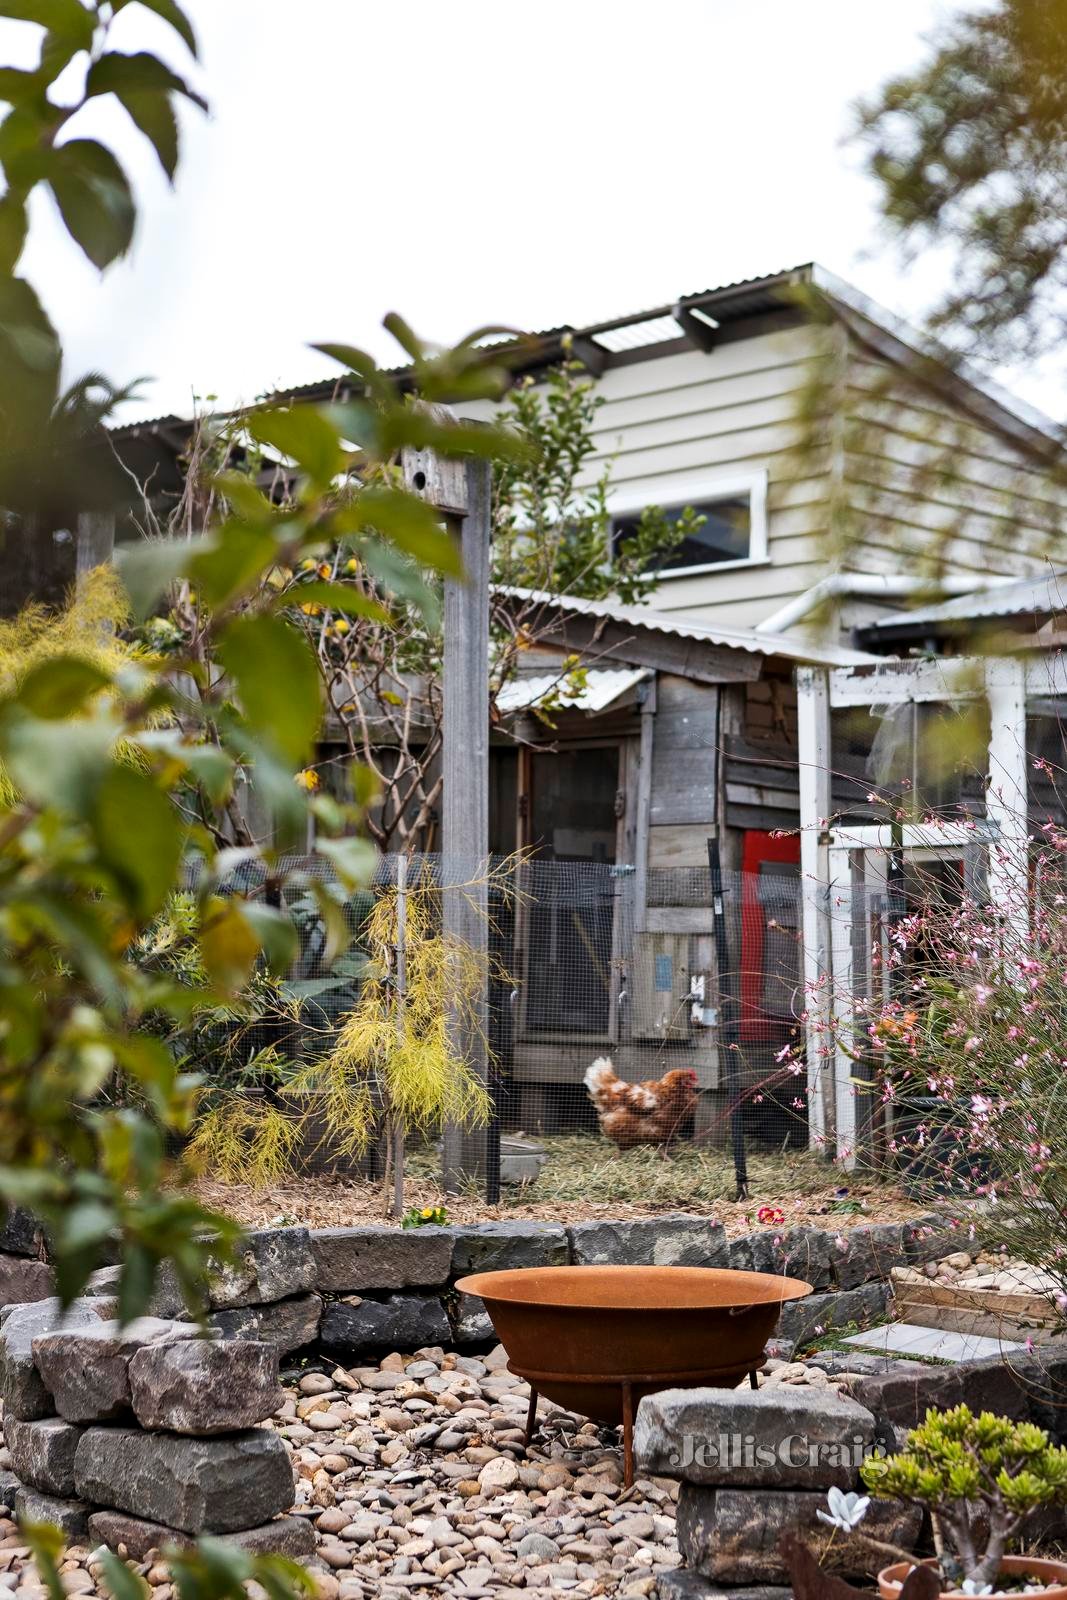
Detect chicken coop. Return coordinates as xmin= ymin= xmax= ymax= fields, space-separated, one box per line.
xmin=208 ymin=848 xmax=812 ymax=1160
xmin=492 ymin=853 xmax=807 ymax=1150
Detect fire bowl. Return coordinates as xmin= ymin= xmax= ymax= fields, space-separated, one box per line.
xmin=455 ymin=1264 xmax=813 ymax=1427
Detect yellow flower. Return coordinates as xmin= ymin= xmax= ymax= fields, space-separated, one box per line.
xmin=295 ymin=768 xmax=320 ymax=791
xmin=421 ymin=1207 xmax=433 ymax=1218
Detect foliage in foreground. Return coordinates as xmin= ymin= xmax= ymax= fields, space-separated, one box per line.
xmin=0 ymin=0 xmax=516 ymax=1593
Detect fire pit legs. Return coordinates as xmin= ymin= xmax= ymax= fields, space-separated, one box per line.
xmin=524 ymin=1383 xmax=539 ymax=1447
xmin=621 ymin=1380 xmax=634 ymax=1488
xmin=514 ymin=1365 xmax=764 ymax=1490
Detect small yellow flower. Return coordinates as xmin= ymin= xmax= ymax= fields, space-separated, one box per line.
xmin=295 ymin=768 xmax=320 ymax=791
xmin=421 ymin=1207 xmax=433 ymax=1218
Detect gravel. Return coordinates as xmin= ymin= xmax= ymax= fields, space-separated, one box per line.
xmin=0 ymin=1342 xmax=686 ymax=1600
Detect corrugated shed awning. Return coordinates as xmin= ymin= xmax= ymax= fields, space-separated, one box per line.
xmin=493 ymin=586 xmax=877 ymax=667
xmin=496 ymin=666 xmax=651 ymax=717
xmin=867 ymin=572 xmax=1067 ymax=632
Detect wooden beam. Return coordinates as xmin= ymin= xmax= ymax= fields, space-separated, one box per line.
xmin=433 ymin=453 xmax=492 ymax=1194
xmin=827 ymin=838 xmax=858 ymax=1168
xmin=672 ymin=302 xmax=719 ymax=353
xmin=828 ymin=658 xmax=985 ymax=707
xmin=632 ymin=676 xmax=656 ymax=932
xmin=535 ymin=616 xmax=763 ymax=684
xmin=796 ymin=666 xmax=831 ymax=1155
xmin=569 ymin=335 xmax=609 ymax=376
xmin=75 ymin=511 xmax=114 ymax=576
xmin=985 ymin=656 xmax=1030 ymax=951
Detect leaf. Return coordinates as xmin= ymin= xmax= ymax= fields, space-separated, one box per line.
xmin=0 ymin=707 xmax=114 ymax=814
xmin=199 ymin=896 xmax=260 ymax=992
xmin=358 ymin=538 xmax=441 ymax=624
xmin=189 ymin=521 xmax=278 ymax=607
xmin=316 ymin=834 xmax=375 ymax=892
xmin=0 ymin=193 xmax=27 ymax=272
xmin=241 ymin=901 xmax=298 ymax=976
xmin=284 ymin=580 xmax=391 ymax=625
xmin=0 ymin=67 xmax=42 ymax=104
xmin=311 ymin=341 xmax=381 ymax=381
xmin=115 ymin=0 xmax=198 ymax=58
xmin=245 ymin=405 xmax=343 ymax=487
xmin=3 ymin=0 xmax=94 ymax=41
xmin=98 ymin=1551 xmax=149 ymax=1600
xmin=349 ymin=486 xmax=461 ymax=576
xmin=134 ymin=729 xmax=233 ymax=805
xmin=90 ymin=765 xmax=182 ymax=919
xmin=58 ymin=1197 xmax=114 ymax=1255
xmin=115 ymin=88 xmax=179 ymax=179
xmin=115 ymin=536 xmax=197 ymax=619
xmin=86 ymin=50 xmax=206 ymax=107
xmin=216 ymin=470 xmax=276 ymax=525
xmin=217 ymin=614 xmax=322 ymax=768
xmin=116 ymin=1241 xmax=156 ymax=1325
xmin=382 ymin=310 xmax=423 ymax=362
xmin=21 ymin=1522 xmax=65 ymax=1600
xmin=47 ymin=138 xmax=135 ymax=269
xmin=16 ymin=655 xmax=111 ymax=718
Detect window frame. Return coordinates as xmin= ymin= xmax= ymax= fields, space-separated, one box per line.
xmin=606 ymin=467 xmax=769 ymax=580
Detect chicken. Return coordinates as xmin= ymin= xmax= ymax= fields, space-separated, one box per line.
xmin=583 ymin=1056 xmax=699 ymax=1149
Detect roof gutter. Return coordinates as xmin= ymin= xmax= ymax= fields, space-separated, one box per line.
xmin=754 ymin=573 xmax=1017 ymax=636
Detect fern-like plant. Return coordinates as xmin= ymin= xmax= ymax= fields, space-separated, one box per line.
xmin=0 ymin=567 xmax=145 ymax=803
xmin=285 ymin=873 xmax=493 ymax=1213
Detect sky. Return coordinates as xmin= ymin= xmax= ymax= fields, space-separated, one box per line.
xmin=10 ymin=0 xmax=1057 ymax=425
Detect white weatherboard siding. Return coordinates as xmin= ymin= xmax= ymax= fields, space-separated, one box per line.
xmin=580 ymin=325 xmax=830 ymax=630
xmin=841 ymin=356 xmax=1065 ymax=581
xmin=465 ymin=316 xmax=1064 ymax=635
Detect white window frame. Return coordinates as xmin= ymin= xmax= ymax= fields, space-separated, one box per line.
xmin=606 ymin=468 xmax=769 ymax=580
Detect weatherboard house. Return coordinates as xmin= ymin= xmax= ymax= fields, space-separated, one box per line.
xmin=84 ymin=265 xmax=1067 ymax=1154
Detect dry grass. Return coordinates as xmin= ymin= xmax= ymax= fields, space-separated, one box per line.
xmin=187 ymin=1133 xmax=925 ymax=1235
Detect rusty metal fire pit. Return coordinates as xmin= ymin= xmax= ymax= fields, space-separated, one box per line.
xmin=455 ymin=1265 xmax=813 ymax=1486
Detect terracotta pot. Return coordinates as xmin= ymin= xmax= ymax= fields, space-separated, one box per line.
xmin=878 ymin=1554 xmax=1067 ymax=1599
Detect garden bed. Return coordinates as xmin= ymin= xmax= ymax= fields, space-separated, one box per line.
xmin=187 ymin=1136 xmax=926 ymax=1234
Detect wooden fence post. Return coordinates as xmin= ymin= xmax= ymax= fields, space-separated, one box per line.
xmin=401 ymin=434 xmax=491 ymax=1193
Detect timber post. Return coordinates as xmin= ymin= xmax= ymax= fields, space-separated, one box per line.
xmin=401 ymin=428 xmax=492 ymax=1193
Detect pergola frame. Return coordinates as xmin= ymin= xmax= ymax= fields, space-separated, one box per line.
xmin=795 ymin=652 xmax=1049 ymax=1164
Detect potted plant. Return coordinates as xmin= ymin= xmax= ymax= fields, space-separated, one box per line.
xmin=821 ymin=1404 xmax=1067 ymax=1597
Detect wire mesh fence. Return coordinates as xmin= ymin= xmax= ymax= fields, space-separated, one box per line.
xmin=183 ymin=851 xmax=825 ymax=1192
xmin=178 ymin=840 xmax=1010 ymax=1201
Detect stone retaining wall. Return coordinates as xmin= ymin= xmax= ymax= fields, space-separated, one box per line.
xmin=0 ymin=1299 xmax=313 ymax=1558
xmin=0 ymin=1209 xmax=959 ymax=1360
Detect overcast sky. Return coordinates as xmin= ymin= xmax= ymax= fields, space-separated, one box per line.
xmin=11 ymin=0 xmax=1058 ymax=424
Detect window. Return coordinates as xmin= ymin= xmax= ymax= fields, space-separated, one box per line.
xmin=613 ymin=494 xmax=751 ymax=571
xmin=607 ymin=469 xmax=768 ymax=579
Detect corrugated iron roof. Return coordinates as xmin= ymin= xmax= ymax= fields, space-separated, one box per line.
xmin=496 ymin=666 xmax=651 ymax=716
xmin=108 ymin=261 xmax=1064 ymax=457
xmin=868 ymin=571 xmax=1067 ymax=632
xmin=493 ymin=586 xmax=877 ymax=668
